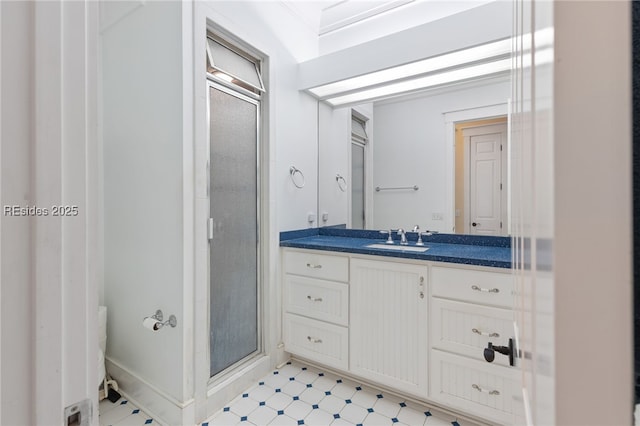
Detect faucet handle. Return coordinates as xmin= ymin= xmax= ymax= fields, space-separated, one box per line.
xmin=416 ymin=230 xmax=436 ymax=246
xmin=412 ymin=225 xmax=420 ymax=232
xmin=379 ymin=230 xmax=394 ymax=244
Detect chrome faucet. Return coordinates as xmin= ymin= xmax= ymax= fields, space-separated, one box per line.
xmin=397 ymin=228 xmax=408 ymax=245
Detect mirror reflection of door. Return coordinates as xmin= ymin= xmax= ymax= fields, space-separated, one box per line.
xmin=351 ymin=114 xmax=368 ymax=229
xmin=455 ymin=118 xmax=508 ymax=235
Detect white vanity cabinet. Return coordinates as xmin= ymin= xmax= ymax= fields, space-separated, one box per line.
xmin=283 ymin=249 xmax=350 ymax=370
xmin=281 ymin=246 xmax=517 ymax=424
xmin=350 ymin=258 xmax=429 ymax=398
xmin=429 ymin=265 xmax=519 ymax=424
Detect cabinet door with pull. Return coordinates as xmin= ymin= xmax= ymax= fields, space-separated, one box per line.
xmin=350 ymin=258 xmax=428 ymax=398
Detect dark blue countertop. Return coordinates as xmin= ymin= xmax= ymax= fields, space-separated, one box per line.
xmin=280 ymin=228 xmax=512 ymax=269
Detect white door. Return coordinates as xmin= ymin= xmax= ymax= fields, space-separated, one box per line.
xmin=350 ymin=258 xmax=428 ymax=398
xmin=1 ymin=1 xmax=99 ymax=424
xmin=464 ymin=124 xmax=507 ymax=235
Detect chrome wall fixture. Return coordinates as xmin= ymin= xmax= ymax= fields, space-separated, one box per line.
xmin=142 ymin=309 xmax=177 ymax=331
xmin=375 ymin=185 xmax=419 ymax=192
xmin=289 ymin=166 xmax=305 ymax=188
xmin=336 ymin=174 xmax=347 ymax=192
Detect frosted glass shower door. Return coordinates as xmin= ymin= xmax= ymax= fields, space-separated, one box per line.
xmin=208 ymin=82 xmax=259 ymax=377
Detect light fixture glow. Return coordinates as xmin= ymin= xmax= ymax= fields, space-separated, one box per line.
xmin=326 ymin=58 xmax=512 ymax=106
xmin=306 ymin=27 xmax=554 ymax=107
xmin=309 ymin=38 xmax=513 ymax=99
xmin=213 ymin=71 xmax=235 ymax=83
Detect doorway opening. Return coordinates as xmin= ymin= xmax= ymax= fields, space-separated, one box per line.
xmin=455 ymin=116 xmax=508 ymax=235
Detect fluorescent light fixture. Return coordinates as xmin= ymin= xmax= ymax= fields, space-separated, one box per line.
xmin=309 ymin=37 xmax=512 ymax=99
xmin=326 ymin=58 xmax=512 ymax=106
xmin=306 ymin=28 xmax=554 ymax=107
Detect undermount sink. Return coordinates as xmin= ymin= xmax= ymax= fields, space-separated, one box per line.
xmin=365 ymin=243 xmax=429 ymax=252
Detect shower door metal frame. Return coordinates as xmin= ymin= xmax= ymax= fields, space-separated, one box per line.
xmin=205 ymin=78 xmax=263 ymax=383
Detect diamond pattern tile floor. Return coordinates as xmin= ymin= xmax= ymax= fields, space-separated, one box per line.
xmin=201 ymin=360 xmax=476 ymax=426
xmin=99 ymin=398 xmax=157 ymax=426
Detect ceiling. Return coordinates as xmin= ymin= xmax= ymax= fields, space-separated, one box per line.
xmin=282 ymin=1 xmax=494 ymax=44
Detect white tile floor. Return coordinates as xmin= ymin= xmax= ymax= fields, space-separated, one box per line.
xmin=99 ymin=360 xmax=478 ymax=426
xmin=99 ymin=370 xmax=640 ymax=426
xmin=200 ymin=360 xmax=475 ymax=426
xmin=99 ymin=398 xmax=157 ymax=426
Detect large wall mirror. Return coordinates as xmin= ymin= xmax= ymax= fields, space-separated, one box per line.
xmin=307 ymin=2 xmax=517 ymax=236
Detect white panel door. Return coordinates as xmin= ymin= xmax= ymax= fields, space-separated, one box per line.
xmin=1 ymin=1 xmax=98 ymax=424
xmin=350 ymin=258 xmax=428 ymax=398
xmin=464 ymin=124 xmax=507 ymax=235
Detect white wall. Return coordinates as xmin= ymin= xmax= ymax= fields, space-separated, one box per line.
xmin=372 ymin=79 xmax=509 ymax=231
xmin=318 ymin=103 xmax=375 ymax=228
xmin=318 ymin=103 xmax=350 ymax=227
xmin=102 ymin=0 xmax=187 ymax=406
xmin=554 ymin=1 xmax=632 ymax=423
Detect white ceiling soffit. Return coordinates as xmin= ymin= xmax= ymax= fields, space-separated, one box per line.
xmin=281 ymin=1 xmax=492 ymax=39
xmin=282 ymin=0 xmax=500 ymax=58
xmin=319 ymin=0 xmax=415 ymax=35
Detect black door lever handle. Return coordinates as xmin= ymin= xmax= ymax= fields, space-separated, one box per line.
xmin=483 ymin=339 xmax=515 ymax=366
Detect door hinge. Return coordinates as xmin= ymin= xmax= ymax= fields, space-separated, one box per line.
xmin=500 ymin=221 xmax=503 ymax=228
xmin=500 ymin=144 xmax=503 ymax=151
xmin=500 ymin=183 xmax=503 ymax=190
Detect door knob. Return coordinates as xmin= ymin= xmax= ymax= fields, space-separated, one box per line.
xmin=483 ymin=339 xmax=515 ymax=366
xmin=472 ymin=222 xmax=478 ymax=227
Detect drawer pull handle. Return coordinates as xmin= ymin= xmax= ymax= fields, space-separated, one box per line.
xmin=471 ymin=285 xmax=499 ymax=293
xmin=472 ymin=384 xmax=500 ymax=396
xmin=307 ymin=295 xmax=323 ymax=302
xmin=306 ymin=263 xmax=322 ymax=269
xmin=472 ymin=328 xmax=500 ymax=338
xmin=307 ymin=336 xmax=322 ymax=344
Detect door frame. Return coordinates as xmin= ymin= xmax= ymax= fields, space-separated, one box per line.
xmin=193 ymin=11 xmax=277 ymax=422
xmin=462 ymin=122 xmax=508 ymax=235
xmin=205 ymin=79 xmax=263 ymax=382
xmin=444 ymin=103 xmax=509 ymax=233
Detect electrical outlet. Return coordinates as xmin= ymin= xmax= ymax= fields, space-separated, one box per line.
xmin=432 ymin=212 xmax=443 ymax=220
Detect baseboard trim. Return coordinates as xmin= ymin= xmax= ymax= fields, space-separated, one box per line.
xmin=105 ymin=357 xmax=195 ymax=425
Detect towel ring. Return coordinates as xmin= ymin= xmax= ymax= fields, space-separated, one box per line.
xmin=289 ymin=166 xmax=305 ymax=189
xmin=336 ymin=174 xmax=347 ymax=192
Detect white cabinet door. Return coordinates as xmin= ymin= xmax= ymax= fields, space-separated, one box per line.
xmin=350 ymin=258 xmax=428 ymax=398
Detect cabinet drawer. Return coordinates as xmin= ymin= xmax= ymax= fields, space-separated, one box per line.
xmin=431 ymin=298 xmax=514 ymax=366
xmin=431 ymin=266 xmax=513 ymax=308
xmin=284 ymin=250 xmax=349 ymax=282
xmin=285 ymin=275 xmax=348 ymax=326
xmin=430 ymin=350 xmax=521 ymax=424
xmin=284 ymin=313 xmax=348 ymax=371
